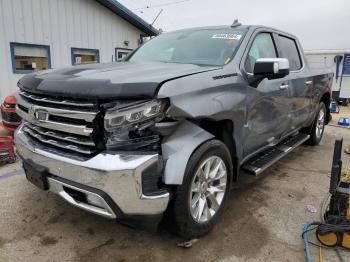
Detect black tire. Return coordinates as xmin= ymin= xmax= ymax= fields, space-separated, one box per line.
xmin=307 ymin=102 xmax=326 ymax=146
xmin=172 ymin=139 xmax=232 ymax=239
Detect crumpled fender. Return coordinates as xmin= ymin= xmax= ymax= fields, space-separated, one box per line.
xmin=161 ymin=120 xmax=214 ymax=185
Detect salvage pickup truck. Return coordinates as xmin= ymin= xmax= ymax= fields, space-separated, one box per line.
xmin=15 ymin=24 xmax=333 ymax=238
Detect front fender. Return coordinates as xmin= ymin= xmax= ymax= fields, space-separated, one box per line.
xmin=161 ymin=120 xmax=214 ymax=185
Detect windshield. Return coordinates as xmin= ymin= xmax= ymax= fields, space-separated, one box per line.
xmin=128 ymin=28 xmax=247 ymax=66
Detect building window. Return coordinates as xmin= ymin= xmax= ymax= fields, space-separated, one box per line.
xmin=10 ymin=42 xmax=51 ymax=74
xmin=115 ymin=48 xmax=132 ymax=61
xmin=71 ymin=48 xmax=100 ymax=65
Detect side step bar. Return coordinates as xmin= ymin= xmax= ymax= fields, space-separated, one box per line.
xmin=242 ymin=133 xmax=310 ymax=176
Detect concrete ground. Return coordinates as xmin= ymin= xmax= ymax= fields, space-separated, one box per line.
xmin=1 ymin=109 xmax=350 ymax=262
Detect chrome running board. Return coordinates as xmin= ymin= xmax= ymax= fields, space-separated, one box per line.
xmin=242 ymin=133 xmax=310 ymax=176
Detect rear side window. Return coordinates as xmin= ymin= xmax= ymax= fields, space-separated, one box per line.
xmin=278 ymin=36 xmax=302 ymax=71
xmin=245 ymin=33 xmax=277 ymax=73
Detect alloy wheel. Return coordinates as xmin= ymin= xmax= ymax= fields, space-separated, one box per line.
xmin=316 ymin=107 xmax=325 ymax=139
xmin=189 ymin=156 xmax=227 ymax=223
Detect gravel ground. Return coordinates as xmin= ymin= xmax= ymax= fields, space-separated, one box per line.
xmin=0 ymin=109 xmax=350 ymax=262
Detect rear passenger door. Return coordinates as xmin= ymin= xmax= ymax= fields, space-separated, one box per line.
xmin=276 ymin=35 xmax=313 ymax=130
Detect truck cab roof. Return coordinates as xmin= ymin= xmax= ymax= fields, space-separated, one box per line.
xmin=168 ymin=25 xmax=298 ymax=39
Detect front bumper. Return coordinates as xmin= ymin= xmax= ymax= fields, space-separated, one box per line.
xmin=15 ymin=125 xmax=169 ymax=219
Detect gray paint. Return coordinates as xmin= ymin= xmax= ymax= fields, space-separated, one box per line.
xmin=18 ymin=62 xmax=220 ymax=99
xmin=16 ymin=25 xmax=333 ymax=186
xmin=157 ymin=26 xmax=332 ymax=184
xmin=161 ymin=120 xmax=214 ymax=184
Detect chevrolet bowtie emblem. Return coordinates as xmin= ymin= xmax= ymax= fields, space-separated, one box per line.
xmin=31 ymin=107 xmax=49 ymax=121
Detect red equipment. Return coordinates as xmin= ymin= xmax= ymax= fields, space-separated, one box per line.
xmin=0 ymin=136 xmax=16 ymax=164
xmin=1 ymin=91 xmax=22 ymax=131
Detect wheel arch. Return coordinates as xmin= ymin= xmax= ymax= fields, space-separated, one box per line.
xmin=161 ymin=119 xmax=239 ymax=186
xmin=320 ymin=92 xmax=331 ymax=124
xmin=199 ymin=119 xmax=239 ymax=182
xmin=161 ymin=120 xmax=214 ymax=185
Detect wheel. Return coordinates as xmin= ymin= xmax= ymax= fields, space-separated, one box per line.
xmin=307 ymin=102 xmax=326 ymax=145
xmin=172 ymin=139 xmax=232 ymax=239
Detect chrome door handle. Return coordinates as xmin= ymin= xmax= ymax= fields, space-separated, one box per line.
xmin=280 ymin=84 xmax=289 ymax=90
xmin=305 ymin=80 xmax=313 ymax=85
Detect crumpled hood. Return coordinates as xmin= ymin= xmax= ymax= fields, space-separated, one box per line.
xmin=18 ymin=62 xmax=221 ymax=100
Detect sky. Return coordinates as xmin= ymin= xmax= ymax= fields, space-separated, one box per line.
xmin=118 ymin=0 xmax=350 ymax=51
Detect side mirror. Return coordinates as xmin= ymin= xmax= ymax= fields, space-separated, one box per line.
xmin=254 ymin=58 xmax=290 ymax=79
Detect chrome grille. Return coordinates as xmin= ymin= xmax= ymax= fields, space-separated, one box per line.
xmin=20 ymin=91 xmax=95 ymax=108
xmin=16 ymin=91 xmax=99 ymax=156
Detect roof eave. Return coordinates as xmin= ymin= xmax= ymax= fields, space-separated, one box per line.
xmin=96 ymin=0 xmax=159 ymax=36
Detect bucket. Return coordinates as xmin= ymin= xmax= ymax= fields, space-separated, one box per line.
xmin=330 ymin=101 xmax=339 ymax=113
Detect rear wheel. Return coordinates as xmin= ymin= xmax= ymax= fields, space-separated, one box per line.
xmin=307 ymin=102 xmax=326 ymax=145
xmin=172 ymin=140 xmax=232 ymax=239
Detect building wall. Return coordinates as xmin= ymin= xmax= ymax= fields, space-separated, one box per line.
xmin=305 ymin=51 xmax=350 ymax=98
xmin=0 ymin=0 xmax=144 ymax=100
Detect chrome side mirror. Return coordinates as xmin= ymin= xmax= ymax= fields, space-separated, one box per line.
xmin=254 ymin=58 xmax=290 ymax=79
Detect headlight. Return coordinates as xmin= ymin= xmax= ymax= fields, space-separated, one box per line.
xmin=104 ymin=99 xmax=168 ymax=150
xmin=104 ymin=99 xmax=168 ymax=131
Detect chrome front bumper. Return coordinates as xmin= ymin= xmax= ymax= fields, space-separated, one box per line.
xmin=15 ymin=125 xmax=169 ymax=218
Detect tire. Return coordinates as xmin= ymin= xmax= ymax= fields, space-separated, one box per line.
xmin=172 ymin=139 xmax=232 ymax=239
xmin=307 ymin=102 xmax=326 ymax=146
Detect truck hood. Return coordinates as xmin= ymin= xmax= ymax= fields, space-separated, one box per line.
xmin=18 ymin=62 xmax=221 ymax=100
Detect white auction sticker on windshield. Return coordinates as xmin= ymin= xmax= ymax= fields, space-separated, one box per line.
xmin=212 ymin=34 xmax=242 ymax=40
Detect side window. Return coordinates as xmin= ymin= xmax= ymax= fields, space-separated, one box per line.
xmin=278 ymin=35 xmax=302 ymax=71
xmin=245 ymin=33 xmax=277 ymax=73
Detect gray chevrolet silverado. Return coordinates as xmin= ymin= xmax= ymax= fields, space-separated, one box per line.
xmin=15 ymin=24 xmax=333 ymax=238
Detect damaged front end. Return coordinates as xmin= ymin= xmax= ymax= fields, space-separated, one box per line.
xmin=102 ymin=97 xmax=216 ymax=187
xmin=15 ymin=91 xmax=171 ymax=225
xmin=103 ymin=99 xmax=169 ymax=151
xmin=102 ymin=98 xmax=178 ymax=198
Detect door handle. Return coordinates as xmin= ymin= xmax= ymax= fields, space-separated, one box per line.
xmin=279 ymin=84 xmax=289 ymax=90
xmin=305 ymin=80 xmax=313 ymax=85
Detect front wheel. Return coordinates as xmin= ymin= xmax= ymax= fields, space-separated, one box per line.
xmin=172 ymin=140 xmax=232 ymax=239
xmin=307 ymin=102 xmax=326 ymax=145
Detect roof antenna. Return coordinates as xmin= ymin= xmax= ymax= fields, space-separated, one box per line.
xmin=151 ymin=9 xmax=163 ymax=26
xmin=231 ymin=19 xmax=241 ymax=27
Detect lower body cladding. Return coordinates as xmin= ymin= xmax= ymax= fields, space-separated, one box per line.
xmin=15 ymin=127 xmax=170 ymax=230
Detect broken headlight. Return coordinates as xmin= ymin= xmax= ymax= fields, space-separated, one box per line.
xmin=104 ymin=99 xmax=168 ymax=149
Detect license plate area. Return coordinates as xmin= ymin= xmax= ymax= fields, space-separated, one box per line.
xmin=23 ymin=159 xmax=49 ymax=190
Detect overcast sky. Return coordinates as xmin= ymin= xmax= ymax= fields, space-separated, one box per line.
xmin=119 ymin=0 xmax=350 ymax=51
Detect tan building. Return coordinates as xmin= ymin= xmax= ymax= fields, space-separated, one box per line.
xmin=0 ymin=0 xmax=158 ymax=100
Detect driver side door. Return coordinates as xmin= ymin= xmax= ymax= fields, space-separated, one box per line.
xmin=243 ymin=32 xmax=291 ymax=157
